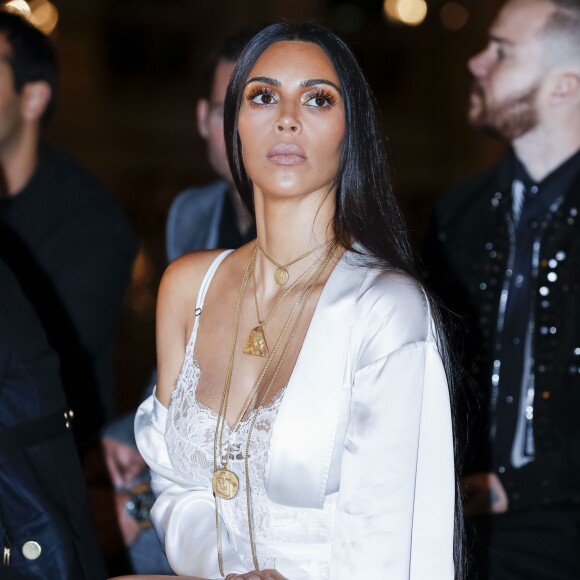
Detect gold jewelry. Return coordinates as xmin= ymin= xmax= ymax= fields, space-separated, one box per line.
xmin=213 ymin=241 xmax=339 ymax=575
xmin=212 ymin=248 xmax=256 ymax=503
xmin=256 ymin=239 xmax=332 ymax=286
xmin=243 ymin=241 xmax=338 ymax=571
xmin=243 ymin=246 xmax=327 ymax=357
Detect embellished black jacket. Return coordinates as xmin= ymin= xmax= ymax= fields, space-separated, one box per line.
xmin=423 ymin=152 xmax=580 ymax=510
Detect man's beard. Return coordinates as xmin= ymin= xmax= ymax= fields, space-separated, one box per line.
xmin=468 ymin=80 xmax=540 ymax=141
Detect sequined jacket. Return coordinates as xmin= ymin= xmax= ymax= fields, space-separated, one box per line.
xmin=423 ymin=152 xmax=580 ymax=510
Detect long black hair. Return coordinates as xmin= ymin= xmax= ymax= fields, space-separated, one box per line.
xmin=223 ymin=21 xmax=466 ymax=577
xmin=224 ymin=20 xmax=415 ymax=275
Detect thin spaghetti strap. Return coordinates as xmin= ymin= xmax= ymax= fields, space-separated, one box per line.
xmin=195 ymin=249 xmax=234 ymax=315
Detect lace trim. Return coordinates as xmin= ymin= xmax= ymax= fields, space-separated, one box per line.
xmin=164 ymin=308 xmax=334 ymax=576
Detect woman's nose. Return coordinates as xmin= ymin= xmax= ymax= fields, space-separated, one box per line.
xmin=275 ymin=105 xmax=302 ymax=133
xmin=277 ymin=121 xmax=299 ymax=132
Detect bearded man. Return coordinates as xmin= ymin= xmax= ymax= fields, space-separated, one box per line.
xmin=422 ymin=1 xmax=580 ymax=578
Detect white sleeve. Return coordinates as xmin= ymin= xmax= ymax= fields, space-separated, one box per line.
xmin=329 ymin=341 xmax=455 ymax=580
xmin=135 ymin=393 xmax=246 ymax=578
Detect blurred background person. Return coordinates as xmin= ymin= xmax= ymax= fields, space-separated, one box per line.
xmin=0 ymin=9 xmax=137 ymax=575
xmin=422 ymin=0 xmax=580 ymax=578
xmin=0 ymin=10 xmax=137 ymax=452
xmin=0 ymin=254 xmax=108 ymax=580
xmin=99 ymin=24 xmax=262 ymax=575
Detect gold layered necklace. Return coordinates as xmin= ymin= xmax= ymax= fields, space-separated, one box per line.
xmin=242 ymin=247 xmax=328 ymax=358
xmin=212 ymin=240 xmax=338 ymax=576
xmin=256 ymin=239 xmax=332 ymax=286
xmin=211 ymin=248 xmax=256 ymax=503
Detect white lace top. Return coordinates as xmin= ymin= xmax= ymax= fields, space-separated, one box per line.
xmin=164 ymin=250 xmax=336 ymax=578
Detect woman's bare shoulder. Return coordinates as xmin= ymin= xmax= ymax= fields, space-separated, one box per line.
xmin=159 ymin=249 xmax=225 ymax=303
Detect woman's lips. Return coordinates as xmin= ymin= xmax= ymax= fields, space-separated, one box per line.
xmin=267 ymin=144 xmax=307 ymax=165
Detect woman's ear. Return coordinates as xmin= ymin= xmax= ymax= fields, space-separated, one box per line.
xmin=20 ymin=81 xmax=52 ymax=123
xmin=196 ymin=98 xmax=210 ymax=139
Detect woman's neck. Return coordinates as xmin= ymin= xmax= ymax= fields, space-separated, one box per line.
xmin=253 ymin=189 xmax=335 ymax=261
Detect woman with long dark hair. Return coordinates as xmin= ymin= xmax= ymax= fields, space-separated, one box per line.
xmin=112 ymin=21 xmax=461 ymax=580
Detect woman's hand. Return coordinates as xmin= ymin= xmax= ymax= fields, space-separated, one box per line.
xmin=225 ymin=570 xmax=287 ymax=580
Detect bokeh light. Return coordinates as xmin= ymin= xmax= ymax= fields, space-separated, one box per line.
xmin=440 ymin=2 xmax=469 ymax=30
xmin=384 ymin=0 xmax=428 ymax=27
xmin=3 ymin=0 xmax=32 ymax=17
xmin=2 ymin=0 xmax=58 ymax=35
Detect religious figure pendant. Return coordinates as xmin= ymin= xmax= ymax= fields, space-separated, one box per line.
xmin=212 ymin=468 xmax=239 ymax=500
xmin=243 ymin=325 xmax=268 ymax=357
xmin=274 ymin=267 xmax=289 ymax=286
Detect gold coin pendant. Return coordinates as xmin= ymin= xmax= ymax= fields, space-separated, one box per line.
xmin=274 ymin=268 xmax=289 ymax=286
xmin=212 ymin=469 xmax=239 ymax=500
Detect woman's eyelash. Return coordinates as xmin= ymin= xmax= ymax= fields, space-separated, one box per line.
xmin=245 ymin=86 xmax=338 ymax=107
xmin=246 ymin=86 xmax=276 ymax=103
xmin=304 ymin=89 xmax=337 ymax=106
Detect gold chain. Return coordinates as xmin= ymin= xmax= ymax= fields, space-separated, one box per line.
xmin=213 ymin=241 xmax=338 ymax=576
xmin=244 ymin=241 xmax=338 ymax=571
xmin=257 ymin=239 xmax=333 ymax=286
xmin=244 ymin=240 xmax=334 ymax=357
xmin=213 ymin=247 xmax=256 ymax=477
xmin=251 ymin=245 xmax=327 ymax=330
xmin=213 ymin=247 xmax=256 ymax=576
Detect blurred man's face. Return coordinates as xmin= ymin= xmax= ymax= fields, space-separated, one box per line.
xmin=196 ymin=59 xmax=236 ymax=184
xmin=466 ymin=0 xmax=553 ymax=141
xmin=0 ymin=33 xmax=24 ymax=154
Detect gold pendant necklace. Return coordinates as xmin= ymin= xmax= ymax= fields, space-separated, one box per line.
xmin=242 ymin=241 xmax=338 ymax=572
xmin=257 ymin=239 xmax=332 ymax=286
xmin=212 ymin=248 xmax=256 ymax=502
xmin=212 ymin=468 xmax=239 ymax=500
xmin=213 ymin=241 xmax=339 ymax=576
xmin=274 ymin=267 xmax=289 ymax=286
xmin=243 ymin=325 xmax=269 ymax=357
xmin=243 ymin=242 xmax=331 ymax=357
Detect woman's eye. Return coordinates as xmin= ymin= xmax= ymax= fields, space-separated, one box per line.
xmin=304 ymin=91 xmax=335 ymax=108
xmin=248 ymin=88 xmax=277 ymax=105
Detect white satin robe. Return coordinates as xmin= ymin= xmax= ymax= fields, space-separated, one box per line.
xmin=135 ymin=249 xmax=456 ymax=579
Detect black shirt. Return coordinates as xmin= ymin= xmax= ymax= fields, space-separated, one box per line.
xmin=0 ymin=143 xmax=137 ymax=447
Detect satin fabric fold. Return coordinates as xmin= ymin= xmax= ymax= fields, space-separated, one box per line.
xmin=265 ymin=253 xmax=362 ymax=508
xmin=135 ymin=247 xmax=455 ymax=578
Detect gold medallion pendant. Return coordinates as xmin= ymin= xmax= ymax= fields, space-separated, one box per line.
xmin=274 ymin=267 xmax=289 ymax=286
xmin=243 ymin=325 xmax=268 ymax=357
xmin=212 ymin=468 xmax=239 ymax=500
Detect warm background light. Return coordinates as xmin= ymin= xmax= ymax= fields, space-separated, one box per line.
xmin=2 ymin=0 xmax=58 ymax=35
xmin=3 ymin=0 xmax=31 ymax=17
xmin=29 ymin=0 xmax=59 ymax=35
xmin=384 ymin=0 xmax=428 ymax=26
xmin=440 ymin=2 xmax=469 ymax=30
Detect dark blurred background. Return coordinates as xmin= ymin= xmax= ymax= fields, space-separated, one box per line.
xmin=11 ymin=0 xmax=506 ymax=413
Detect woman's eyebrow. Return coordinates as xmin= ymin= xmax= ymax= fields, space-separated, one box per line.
xmin=245 ymin=76 xmax=280 ymax=87
xmin=245 ymin=76 xmax=341 ymax=94
xmin=300 ymin=78 xmax=341 ymax=93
